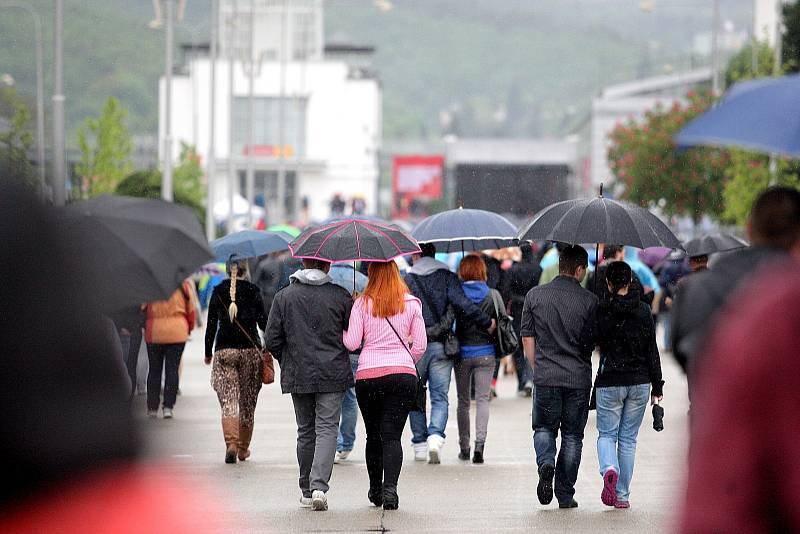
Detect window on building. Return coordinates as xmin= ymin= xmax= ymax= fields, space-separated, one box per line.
xmin=232 ymin=97 xmax=307 ymax=158
xmin=238 ymin=170 xmax=297 ymax=222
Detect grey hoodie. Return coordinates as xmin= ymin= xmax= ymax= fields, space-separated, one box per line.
xmin=409 ymin=256 xmax=451 ymax=276
xmin=290 ymin=268 xmax=333 ymax=286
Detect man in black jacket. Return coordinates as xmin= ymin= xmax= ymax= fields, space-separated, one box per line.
xmin=404 ymin=243 xmax=495 ymax=464
xmin=671 ymin=187 xmax=800 ymax=399
xmin=265 ymin=259 xmax=353 ymax=512
xmin=501 ymin=243 xmax=542 ymax=396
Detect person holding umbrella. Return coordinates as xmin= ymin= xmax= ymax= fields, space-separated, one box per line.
xmin=205 ymin=257 xmax=268 ymax=464
xmin=594 ymin=261 xmax=663 ymax=510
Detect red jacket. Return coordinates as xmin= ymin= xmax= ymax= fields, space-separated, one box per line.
xmin=680 ymin=262 xmax=800 ymax=533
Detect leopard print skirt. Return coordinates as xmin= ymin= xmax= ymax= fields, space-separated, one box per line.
xmin=211 ymin=348 xmax=263 ymax=425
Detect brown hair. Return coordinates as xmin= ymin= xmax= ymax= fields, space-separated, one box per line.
xmin=363 ymin=262 xmax=408 ymax=318
xmin=459 ymin=254 xmax=488 ymax=282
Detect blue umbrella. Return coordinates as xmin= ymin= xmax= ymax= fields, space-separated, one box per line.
xmin=412 ymin=208 xmax=519 ymax=253
xmin=210 ymin=230 xmax=292 ymax=262
xmin=675 ymin=74 xmax=800 ymax=157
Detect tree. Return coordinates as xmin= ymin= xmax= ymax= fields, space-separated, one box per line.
xmin=722 ymin=151 xmax=800 ymax=226
xmin=725 ymin=42 xmax=776 ymax=87
xmin=783 ymin=0 xmax=800 ymax=73
xmin=607 ymin=91 xmax=729 ymax=222
xmin=0 ymin=86 xmax=35 ymax=187
xmin=76 ymin=97 xmax=133 ymax=198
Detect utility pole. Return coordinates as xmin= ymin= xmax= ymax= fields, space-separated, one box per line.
xmin=206 ymin=0 xmax=218 ymax=240
xmin=52 ymin=0 xmax=66 ymax=205
xmin=276 ymin=0 xmax=288 ymax=225
xmin=245 ymin=0 xmax=256 ymax=228
xmin=226 ymin=0 xmax=237 ymax=234
xmin=162 ymin=0 xmax=174 ymax=201
xmin=711 ymin=0 xmax=721 ymax=94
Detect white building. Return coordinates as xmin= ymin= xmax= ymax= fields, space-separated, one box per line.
xmin=158 ymin=0 xmax=381 ymax=227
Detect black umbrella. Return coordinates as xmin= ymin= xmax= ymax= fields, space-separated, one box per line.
xmin=64 ymin=195 xmax=214 ymax=312
xmin=683 ymin=233 xmax=748 ymax=258
xmin=412 ymin=207 xmax=519 ymax=253
xmin=290 ymin=219 xmax=420 ymax=262
xmin=652 ymin=400 xmax=665 ymax=432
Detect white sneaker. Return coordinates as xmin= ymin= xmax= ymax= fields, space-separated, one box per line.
xmin=311 ymin=490 xmax=328 ymax=511
xmin=427 ymin=435 xmax=444 ymax=464
xmin=299 ymin=495 xmax=312 ymax=508
xmin=335 ymin=450 xmax=350 ymax=464
xmin=162 ymin=407 xmax=173 ymax=419
xmin=147 ymin=410 xmax=158 ymax=419
xmin=413 ymin=442 xmax=428 ymax=461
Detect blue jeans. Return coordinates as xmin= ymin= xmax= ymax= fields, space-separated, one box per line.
xmin=337 ymin=354 xmax=360 ymax=452
xmin=532 ymin=386 xmax=590 ymax=504
xmin=409 ymin=342 xmax=452 ymax=444
xmin=596 ymin=384 xmax=650 ymax=502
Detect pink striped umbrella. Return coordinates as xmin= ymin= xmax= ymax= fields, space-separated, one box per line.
xmin=289 ymin=219 xmax=420 ymax=263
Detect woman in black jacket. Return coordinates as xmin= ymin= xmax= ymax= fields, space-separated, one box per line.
xmin=594 ymin=261 xmax=664 ymax=510
xmin=205 ymin=258 xmax=268 ymax=464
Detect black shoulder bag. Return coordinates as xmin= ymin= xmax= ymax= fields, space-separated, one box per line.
xmin=384 ymin=317 xmax=427 ymax=413
xmin=410 ymin=274 xmax=460 ymax=359
xmin=489 ymin=290 xmax=519 ymax=356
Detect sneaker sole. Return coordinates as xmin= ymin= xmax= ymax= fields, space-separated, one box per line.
xmin=311 ymin=498 xmax=328 ymax=511
xmin=299 ymin=499 xmax=312 ymax=508
xmin=537 ymin=464 xmax=555 ymax=505
xmin=602 ymin=470 xmax=619 ymax=507
xmin=428 ymin=448 xmax=440 ymax=464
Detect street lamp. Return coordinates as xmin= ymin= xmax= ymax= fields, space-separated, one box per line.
xmin=53 ymin=0 xmax=66 ymax=205
xmin=0 ymin=1 xmax=45 ymax=198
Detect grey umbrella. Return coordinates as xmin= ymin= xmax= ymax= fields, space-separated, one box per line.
xmin=683 ymin=233 xmax=748 ymax=257
xmin=64 ymin=195 xmax=214 ymax=312
xmin=412 ymin=208 xmax=519 ymax=253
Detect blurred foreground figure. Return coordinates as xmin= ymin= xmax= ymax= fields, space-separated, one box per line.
xmin=681 ymin=263 xmax=800 ymax=533
xmin=0 ymin=182 xmax=219 ymax=532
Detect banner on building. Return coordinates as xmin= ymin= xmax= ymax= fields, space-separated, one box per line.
xmin=392 ymin=155 xmax=444 ymax=218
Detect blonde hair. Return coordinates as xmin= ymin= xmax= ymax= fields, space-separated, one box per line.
xmin=227 ymin=259 xmax=249 ymax=321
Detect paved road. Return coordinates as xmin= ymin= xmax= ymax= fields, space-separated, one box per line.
xmin=138 ymin=329 xmax=689 ymax=533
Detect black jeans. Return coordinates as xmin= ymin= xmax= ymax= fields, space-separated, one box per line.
xmin=120 ymin=327 xmax=143 ymax=398
xmin=356 ymin=373 xmax=417 ymax=491
xmin=532 ymin=386 xmax=590 ymax=504
xmin=146 ymin=343 xmax=184 ymax=410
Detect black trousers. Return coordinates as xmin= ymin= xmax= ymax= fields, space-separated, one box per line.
xmin=146 ymin=343 xmax=185 ymax=410
xmin=355 ymin=373 xmax=417 ymax=491
xmin=120 ymin=327 xmax=143 ymax=398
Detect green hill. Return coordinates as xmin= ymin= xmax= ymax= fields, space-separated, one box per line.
xmin=0 ymin=0 xmax=750 ymax=147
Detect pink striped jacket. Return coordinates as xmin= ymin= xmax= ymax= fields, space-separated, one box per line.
xmin=343 ymin=294 xmax=427 ymax=380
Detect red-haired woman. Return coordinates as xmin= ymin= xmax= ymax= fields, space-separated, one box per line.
xmin=343 ymin=262 xmax=427 ymax=511
xmin=455 ymin=254 xmax=506 ymax=464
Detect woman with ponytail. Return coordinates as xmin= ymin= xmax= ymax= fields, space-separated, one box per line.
xmin=205 ymin=258 xmax=268 ymax=464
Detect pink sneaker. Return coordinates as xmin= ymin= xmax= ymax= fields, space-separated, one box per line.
xmin=614 ymin=501 xmax=630 ymax=509
xmin=601 ymin=468 xmax=619 ymax=507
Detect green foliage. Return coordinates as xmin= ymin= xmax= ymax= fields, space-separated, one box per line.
xmin=722 ymin=151 xmax=800 ymax=226
xmin=607 ymin=92 xmax=729 ymax=223
xmin=115 ymin=144 xmax=205 ymax=222
xmin=76 ymin=97 xmax=134 ymax=198
xmin=0 ymin=86 xmax=35 ymax=187
xmin=725 ymin=42 xmax=776 ymax=86
xmin=783 ymin=1 xmax=800 ymax=73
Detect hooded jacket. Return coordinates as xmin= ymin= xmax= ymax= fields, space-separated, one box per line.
xmin=455 ymin=281 xmax=501 ymax=356
xmin=595 ymin=286 xmax=663 ymax=396
xmin=405 ymin=257 xmax=492 ymax=340
xmin=264 ymin=269 xmax=354 ymax=394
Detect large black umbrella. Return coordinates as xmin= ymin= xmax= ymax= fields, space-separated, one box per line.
xmin=412 ymin=208 xmax=519 ymax=253
xmin=683 ymin=233 xmax=748 ymax=257
xmin=64 ymin=195 xmax=214 ymax=311
xmin=289 ymin=219 xmax=420 ymax=263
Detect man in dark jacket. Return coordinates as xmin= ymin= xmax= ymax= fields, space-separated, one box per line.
xmin=404 ymin=243 xmax=495 ymax=464
xmin=671 ymin=187 xmax=800 ymax=399
xmin=521 ymin=245 xmax=598 ymax=509
xmin=265 ymin=259 xmax=353 ymax=512
xmin=501 ymin=243 xmax=542 ymax=396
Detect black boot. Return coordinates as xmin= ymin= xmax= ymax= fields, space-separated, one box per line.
xmin=458 ymin=447 xmax=471 ymax=461
xmin=472 ymin=442 xmax=484 ymax=464
xmin=368 ymin=486 xmax=383 ymax=507
xmin=383 ymin=485 xmax=399 ymax=510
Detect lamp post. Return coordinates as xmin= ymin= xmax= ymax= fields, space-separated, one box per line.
xmin=52 ymin=0 xmax=66 ymax=205
xmin=162 ymin=0 xmax=174 ymax=201
xmin=207 ymin=0 xmax=218 ymax=240
xmin=0 ymin=2 xmax=45 ymax=198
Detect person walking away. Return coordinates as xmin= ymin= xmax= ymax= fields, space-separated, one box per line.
xmin=144 ymin=279 xmax=196 ymax=419
xmin=110 ymin=304 xmax=145 ymax=398
xmin=521 ymin=245 xmax=598 ymax=509
xmin=588 ymin=245 xmax=651 ymax=306
xmin=265 ymin=259 xmax=353 ymax=511
xmin=343 ymin=262 xmax=426 ymax=510
xmin=205 ymin=258 xmax=267 ymax=464
xmin=594 ymin=261 xmax=663 ymax=509
xmin=501 ymin=243 xmax=542 ymax=397
xmin=329 ymin=262 xmax=369 ymax=462
xmin=454 ymin=255 xmax=507 ymax=464
xmin=404 ymin=243 xmax=495 ymax=464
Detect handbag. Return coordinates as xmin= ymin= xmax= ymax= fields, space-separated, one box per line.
xmin=215 ymin=293 xmax=274 ymax=385
xmin=384 ymin=317 xmax=427 ymax=413
xmin=489 ymin=290 xmax=519 ymax=356
xmin=410 ymin=274 xmax=460 ymax=359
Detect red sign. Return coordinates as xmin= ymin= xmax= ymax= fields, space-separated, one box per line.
xmin=392 ymin=155 xmax=444 ymax=218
